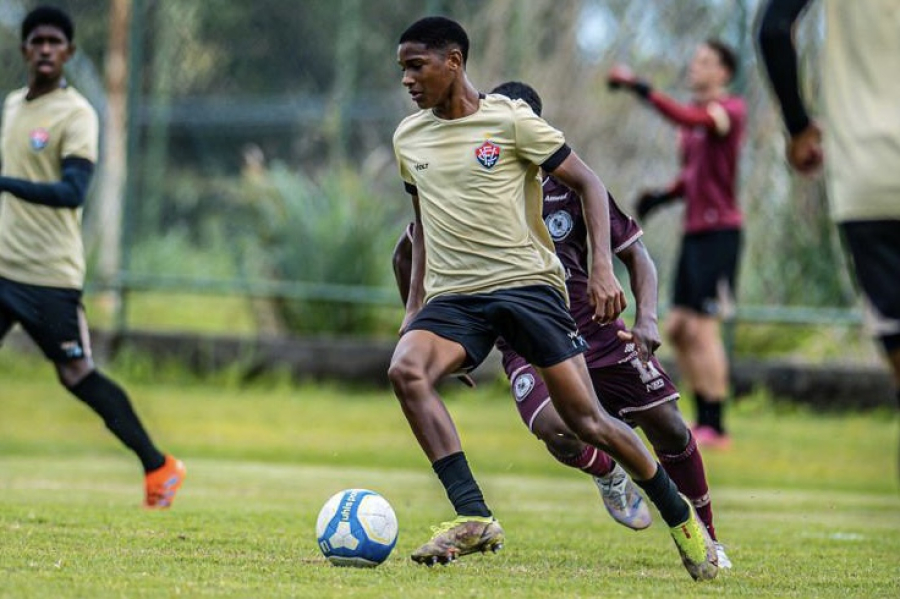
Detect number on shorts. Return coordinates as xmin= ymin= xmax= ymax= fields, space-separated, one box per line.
xmin=629 ymin=357 xmax=661 ymax=384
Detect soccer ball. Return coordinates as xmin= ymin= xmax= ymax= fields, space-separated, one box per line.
xmin=315 ymin=489 xmax=399 ymax=567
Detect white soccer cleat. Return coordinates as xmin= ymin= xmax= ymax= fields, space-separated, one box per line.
xmin=715 ymin=542 xmax=732 ymax=569
xmin=593 ymin=463 xmax=652 ymax=530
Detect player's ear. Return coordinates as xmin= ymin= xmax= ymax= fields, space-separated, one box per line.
xmin=446 ymin=47 xmax=464 ymax=71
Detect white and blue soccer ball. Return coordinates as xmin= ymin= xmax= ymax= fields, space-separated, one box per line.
xmin=316 ymin=488 xmax=399 ymax=567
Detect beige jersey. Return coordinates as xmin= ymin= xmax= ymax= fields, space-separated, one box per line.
xmin=823 ymin=0 xmax=900 ymax=221
xmin=393 ymin=94 xmax=568 ymax=303
xmin=0 ymin=86 xmax=99 ymax=288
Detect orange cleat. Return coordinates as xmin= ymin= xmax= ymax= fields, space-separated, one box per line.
xmin=144 ymin=455 xmax=186 ymax=509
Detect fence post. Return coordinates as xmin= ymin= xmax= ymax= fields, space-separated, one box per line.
xmin=115 ymin=0 xmax=145 ymax=335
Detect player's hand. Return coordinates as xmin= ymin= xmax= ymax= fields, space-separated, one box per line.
xmin=607 ymin=64 xmax=637 ymax=91
xmin=616 ymin=318 xmax=661 ymax=364
xmin=787 ymin=122 xmax=824 ymax=174
xmin=588 ymin=266 xmax=627 ymax=325
xmin=398 ymin=309 xmax=419 ymax=336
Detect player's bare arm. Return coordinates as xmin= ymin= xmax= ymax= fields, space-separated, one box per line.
xmin=400 ymin=193 xmax=426 ymax=335
xmin=550 ymin=151 xmax=626 ymax=324
xmin=615 ymin=239 xmax=661 ymax=363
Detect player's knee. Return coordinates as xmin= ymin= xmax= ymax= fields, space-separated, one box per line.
xmin=665 ymin=318 xmax=686 ymax=347
xmin=542 ymin=435 xmax=583 ymax=461
xmin=56 ymin=359 xmax=93 ymax=389
xmin=532 ymin=419 xmax=580 ymax=454
xmin=387 ymin=356 xmax=426 ymax=396
xmin=567 ymin=414 xmax=618 ymax=449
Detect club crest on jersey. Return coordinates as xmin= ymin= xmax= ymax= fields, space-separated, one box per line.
xmin=30 ymin=128 xmax=50 ymax=151
xmin=474 ymin=140 xmax=501 ymax=169
xmin=513 ymin=373 xmax=535 ymax=402
xmin=545 ymin=210 xmax=574 ymax=241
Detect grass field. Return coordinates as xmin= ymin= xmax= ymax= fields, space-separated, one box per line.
xmin=1 ymin=354 xmax=899 ymax=598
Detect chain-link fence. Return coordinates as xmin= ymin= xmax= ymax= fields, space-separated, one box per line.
xmin=0 ymin=1 xmax=868 ymax=347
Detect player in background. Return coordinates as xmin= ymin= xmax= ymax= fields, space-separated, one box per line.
xmin=757 ymin=0 xmax=900 ymax=472
xmin=390 ymin=16 xmax=717 ymax=579
xmin=0 ymin=6 xmax=185 ymax=508
xmin=392 ymin=80 xmax=731 ymax=569
xmin=607 ymin=41 xmax=745 ymax=449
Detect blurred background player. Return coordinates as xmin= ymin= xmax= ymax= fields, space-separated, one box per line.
xmin=390 ymin=16 xmax=717 ymax=579
xmin=757 ymin=0 xmax=900 ymax=472
xmin=607 ymin=40 xmax=745 ymax=449
xmin=0 ymin=6 xmax=184 ymax=508
xmin=392 ymin=80 xmax=731 ymax=569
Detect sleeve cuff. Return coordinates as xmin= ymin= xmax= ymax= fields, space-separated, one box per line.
xmin=541 ymin=144 xmax=572 ymax=172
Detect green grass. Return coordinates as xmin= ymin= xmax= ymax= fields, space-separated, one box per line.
xmin=1 ymin=355 xmax=899 ymax=598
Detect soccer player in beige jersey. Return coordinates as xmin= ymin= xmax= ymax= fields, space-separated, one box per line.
xmin=389 ymin=16 xmax=717 ymax=579
xmin=758 ymin=0 xmax=900 ymax=474
xmin=0 ymin=6 xmax=184 ymax=508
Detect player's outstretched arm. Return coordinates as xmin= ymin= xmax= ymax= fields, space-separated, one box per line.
xmin=608 ymin=65 xmax=727 ymax=134
xmin=0 ymin=157 xmax=93 ymax=208
xmin=615 ymin=239 xmax=661 ymax=363
xmin=550 ymin=151 xmax=626 ymax=324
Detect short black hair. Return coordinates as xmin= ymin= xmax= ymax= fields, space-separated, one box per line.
xmin=705 ymin=38 xmax=737 ymax=80
xmin=399 ymin=16 xmax=469 ymax=65
xmin=22 ymin=5 xmax=74 ymax=42
xmin=490 ymin=81 xmax=543 ymax=116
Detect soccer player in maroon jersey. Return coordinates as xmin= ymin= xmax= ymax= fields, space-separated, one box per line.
xmin=607 ymin=41 xmax=745 ymax=449
xmin=392 ymin=81 xmax=731 ymax=569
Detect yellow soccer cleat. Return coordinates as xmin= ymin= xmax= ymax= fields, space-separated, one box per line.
xmin=411 ymin=516 xmax=504 ymax=566
xmin=669 ymin=495 xmax=718 ymax=581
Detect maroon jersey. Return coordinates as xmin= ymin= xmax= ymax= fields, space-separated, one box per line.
xmin=679 ymin=95 xmax=745 ymax=234
xmin=499 ymin=176 xmax=643 ymax=370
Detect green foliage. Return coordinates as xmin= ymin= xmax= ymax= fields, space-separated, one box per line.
xmin=231 ymin=163 xmax=405 ymax=335
xmin=1 ymin=361 xmax=899 ymax=598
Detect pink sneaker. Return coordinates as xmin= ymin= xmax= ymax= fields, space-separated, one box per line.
xmin=692 ymin=425 xmax=732 ymax=450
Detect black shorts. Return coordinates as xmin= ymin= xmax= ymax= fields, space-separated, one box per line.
xmin=407 ymin=284 xmax=588 ymax=371
xmin=672 ymin=229 xmax=742 ymax=317
xmin=840 ymin=220 xmax=900 ymax=352
xmin=0 ymin=276 xmax=91 ymax=362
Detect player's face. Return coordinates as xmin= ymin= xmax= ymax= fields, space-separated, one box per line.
xmin=397 ymin=42 xmax=456 ymax=109
xmin=688 ymin=44 xmax=725 ymax=91
xmin=22 ymin=25 xmax=74 ymax=84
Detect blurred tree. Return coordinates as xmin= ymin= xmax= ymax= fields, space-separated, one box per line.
xmin=92 ymin=0 xmax=129 ymax=288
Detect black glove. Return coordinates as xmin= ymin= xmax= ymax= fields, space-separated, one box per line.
xmin=635 ymin=191 xmax=674 ymax=221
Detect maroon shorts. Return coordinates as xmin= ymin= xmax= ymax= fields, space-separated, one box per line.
xmin=507 ymin=351 xmax=680 ymax=430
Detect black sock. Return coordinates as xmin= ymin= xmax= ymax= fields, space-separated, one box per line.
xmin=706 ymin=401 xmax=724 ymax=434
xmin=68 ymin=371 xmax=165 ymax=473
xmin=432 ymin=451 xmax=492 ymax=518
xmin=695 ymin=392 xmax=725 ymax=434
xmin=634 ymin=464 xmax=690 ymax=528
xmin=694 ymin=392 xmax=711 ymax=427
